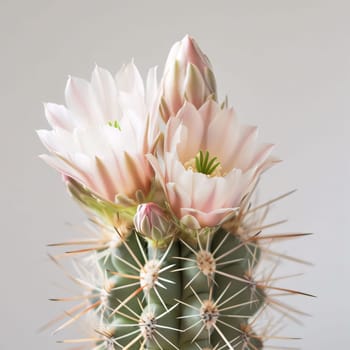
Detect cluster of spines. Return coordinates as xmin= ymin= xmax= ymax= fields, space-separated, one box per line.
xmin=44 ymin=189 xmax=313 ymax=350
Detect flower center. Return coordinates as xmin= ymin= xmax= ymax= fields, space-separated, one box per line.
xmin=107 ymin=119 xmax=121 ymax=130
xmin=184 ymin=150 xmax=223 ymax=177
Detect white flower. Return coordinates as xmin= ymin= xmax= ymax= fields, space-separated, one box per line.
xmin=148 ymin=100 xmax=277 ymax=228
xmin=38 ymin=63 xmax=160 ymax=203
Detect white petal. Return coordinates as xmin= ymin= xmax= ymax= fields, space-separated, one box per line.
xmin=65 ymin=76 xmax=101 ymax=125
xmin=146 ymin=66 xmax=158 ymax=110
xmin=174 ymin=102 xmax=204 ymax=161
xmin=166 ymin=182 xmax=191 ymax=215
xmin=44 ymin=103 xmax=76 ymax=131
xmin=116 ymin=61 xmax=144 ymax=99
xmin=180 ymin=207 xmax=236 ymax=227
xmin=39 ymin=153 xmax=89 ymax=188
xmin=37 ymin=129 xmax=74 ymax=155
xmin=146 ymin=154 xmax=165 ymax=189
xmin=248 ymin=143 xmax=274 ymax=170
xmin=190 ymin=171 xmax=218 ymax=211
xmin=231 ymin=125 xmax=258 ymax=169
xmin=91 ymin=65 xmax=119 ymax=122
xmin=198 ymin=99 xmax=220 ymax=135
xmin=93 ymin=156 xmax=119 ymax=201
xmin=207 ymin=107 xmax=236 ymax=161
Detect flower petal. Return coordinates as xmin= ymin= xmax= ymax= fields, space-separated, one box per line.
xmin=91 ymin=65 xmax=119 ymax=122
xmin=65 ymin=76 xmax=102 ymax=125
xmin=44 ymin=103 xmax=76 ymax=131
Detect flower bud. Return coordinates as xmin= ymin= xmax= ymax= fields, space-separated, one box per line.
xmin=160 ymin=35 xmax=217 ymax=121
xmin=134 ymin=203 xmax=171 ymax=242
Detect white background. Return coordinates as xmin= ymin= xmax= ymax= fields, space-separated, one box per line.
xmin=0 ymin=0 xmax=349 ymax=348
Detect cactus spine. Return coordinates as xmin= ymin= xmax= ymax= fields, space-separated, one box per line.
xmin=47 ymin=185 xmax=311 ymax=349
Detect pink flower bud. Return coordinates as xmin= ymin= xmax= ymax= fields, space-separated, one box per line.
xmin=160 ymin=35 xmax=217 ymax=121
xmin=134 ymin=203 xmax=170 ymax=241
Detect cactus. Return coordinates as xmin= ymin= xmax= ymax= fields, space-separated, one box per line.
xmin=38 ymin=35 xmax=312 ymax=349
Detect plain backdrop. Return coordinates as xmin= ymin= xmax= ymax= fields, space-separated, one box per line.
xmin=1 ymin=0 xmax=349 ymax=349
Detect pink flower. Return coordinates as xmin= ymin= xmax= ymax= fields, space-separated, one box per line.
xmin=134 ymin=203 xmax=170 ymax=241
xmin=37 ymin=63 xmax=159 ymax=203
xmin=148 ymin=100 xmax=277 ymax=228
xmin=160 ymin=35 xmax=217 ymax=121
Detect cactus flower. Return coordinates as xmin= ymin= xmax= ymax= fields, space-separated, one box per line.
xmin=39 ymin=36 xmax=310 ymax=350
xmin=134 ymin=202 xmax=172 ymax=242
xmin=37 ymin=63 xmax=159 ymax=203
xmin=160 ymin=35 xmax=217 ymax=121
xmin=149 ymin=100 xmax=276 ymax=228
